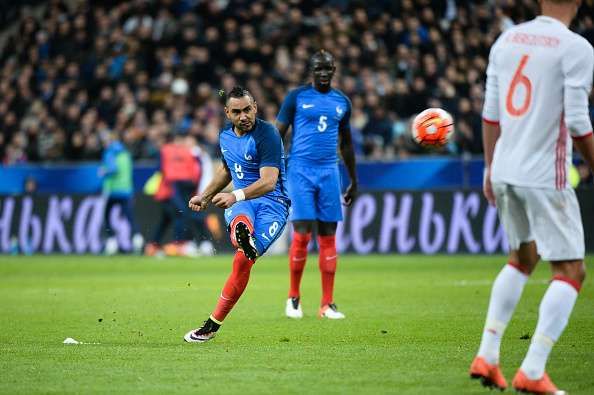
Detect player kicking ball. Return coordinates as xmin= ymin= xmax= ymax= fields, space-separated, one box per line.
xmin=470 ymin=0 xmax=594 ymax=393
xmin=276 ymin=50 xmax=357 ymax=320
xmin=184 ymin=86 xmax=290 ymax=343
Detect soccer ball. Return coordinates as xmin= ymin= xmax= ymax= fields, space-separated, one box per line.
xmin=411 ymin=108 xmax=454 ymax=147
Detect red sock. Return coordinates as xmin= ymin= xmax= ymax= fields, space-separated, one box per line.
xmin=211 ymin=251 xmax=255 ymax=323
xmin=288 ymin=231 xmax=311 ymax=298
xmin=318 ymin=235 xmax=337 ymax=306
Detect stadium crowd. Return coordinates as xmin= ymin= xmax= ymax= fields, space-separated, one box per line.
xmin=0 ymin=0 xmax=593 ymax=165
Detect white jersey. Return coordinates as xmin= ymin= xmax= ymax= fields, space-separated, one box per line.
xmin=483 ymin=16 xmax=594 ymax=189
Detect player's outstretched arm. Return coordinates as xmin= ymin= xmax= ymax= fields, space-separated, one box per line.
xmin=189 ymin=162 xmax=232 ymax=212
xmin=211 ymin=166 xmax=279 ymax=209
xmin=339 ymin=123 xmax=357 ymax=206
xmin=242 ymin=166 xmax=279 ymax=198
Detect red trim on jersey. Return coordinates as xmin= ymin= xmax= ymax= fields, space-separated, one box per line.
xmin=555 ymin=115 xmax=568 ymax=190
xmin=572 ymin=131 xmax=593 ymax=140
xmin=482 ymin=117 xmax=500 ymax=125
xmin=552 ymin=274 xmax=581 ymax=292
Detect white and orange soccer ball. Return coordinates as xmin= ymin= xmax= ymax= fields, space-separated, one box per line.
xmin=411 ymin=108 xmax=454 ymax=147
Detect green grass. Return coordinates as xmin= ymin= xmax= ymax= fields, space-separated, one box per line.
xmin=0 ymin=254 xmax=593 ymax=394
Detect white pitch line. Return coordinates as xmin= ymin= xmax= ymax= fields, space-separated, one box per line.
xmin=453 ymin=279 xmax=549 ymax=287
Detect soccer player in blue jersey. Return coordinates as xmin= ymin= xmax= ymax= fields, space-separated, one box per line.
xmin=184 ymin=86 xmax=290 ymax=343
xmin=276 ymin=50 xmax=357 ymax=319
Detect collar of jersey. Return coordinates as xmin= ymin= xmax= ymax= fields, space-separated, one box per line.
xmin=229 ymin=121 xmax=257 ymax=137
xmin=535 ymin=15 xmax=567 ymax=28
xmin=310 ymin=84 xmax=333 ymax=95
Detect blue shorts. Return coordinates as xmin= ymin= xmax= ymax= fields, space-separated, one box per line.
xmin=287 ymin=163 xmax=343 ymax=222
xmin=224 ymin=197 xmax=289 ymax=256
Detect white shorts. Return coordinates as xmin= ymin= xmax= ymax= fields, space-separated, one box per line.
xmin=492 ymin=182 xmax=585 ymax=261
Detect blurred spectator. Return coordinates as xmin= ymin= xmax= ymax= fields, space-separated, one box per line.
xmin=0 ymin=0 xmax=592 ymax=162
xmin=99 ymin=130 xmax=144 ymax=255
xmin=24 ymin=176 xmax=37 ymax=194
xmin=145 ymin=131 xmax=213 ymax=257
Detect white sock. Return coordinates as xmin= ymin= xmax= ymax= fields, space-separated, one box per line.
xmin=520 ymin=279 xmax=579 ymax=380
xmin=477 ymin=264 xmax=528 ymax=364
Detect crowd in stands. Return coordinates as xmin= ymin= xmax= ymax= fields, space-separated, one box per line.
xmin=0 ymin=0 xmax=593 ymax=165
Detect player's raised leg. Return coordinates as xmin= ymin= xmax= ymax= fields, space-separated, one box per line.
xmin=512 ymin=260 xmax=584 ymax=394
xmin=185 ymin=210 xmax=257 ymax=343
xmin=184 ymin=249 xmax=255 ymax=343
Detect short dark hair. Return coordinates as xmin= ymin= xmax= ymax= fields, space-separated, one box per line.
xmin=223 ymin=86 xmax=254 ymax=104
xmin=309 ymin=49 xmax=335 ymax=68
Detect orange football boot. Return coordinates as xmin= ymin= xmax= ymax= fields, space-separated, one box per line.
xmin=469 ymin=356 xmax=508 ymax=391
xmin=144 ymin=242 xmax=161 ymax=256
xmin=512 ymin=370 xmax=564 ymax=395
xmin=163 ymin=242 xmax=181 ymax=256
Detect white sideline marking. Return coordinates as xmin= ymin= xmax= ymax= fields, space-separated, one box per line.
xmin=453 ymin=279 xmax=549 ymax=287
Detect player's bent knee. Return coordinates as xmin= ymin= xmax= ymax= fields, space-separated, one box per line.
xmin=551 ymin=259 xmax=586 ymax=287
xmin=317 ymin=221 xmax=337 ymax=236
xmin=293 ymin=221 xmax=314 ymax=235
xmin=574 ymin=261 xmax=586 ymax=284
xmin=509 ymin=260 xmax=535 ymax=275
xmin=320 ymin=263 xmax=336 ymax=274
xmin=292 ymin=231 xmax=311 ymax=247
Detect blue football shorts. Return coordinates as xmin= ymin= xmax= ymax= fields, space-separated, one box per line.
xmin=224 ymin=196 xmax=289 ymax=256
xmin=287 ymin=163 xmax=343 ymax=222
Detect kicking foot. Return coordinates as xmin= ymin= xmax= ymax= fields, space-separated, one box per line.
xmin=285 ymin=297 xmax=303 ymax=319
xmin=469 ymin=356 xmax=507 ymax=391
xmin=235 ymin=221 xmax=258 ymax=261
xmin=184 ymin=318 xmax=220 ymax=343
xmin=318 ymin=303 xmax=345 ymax=319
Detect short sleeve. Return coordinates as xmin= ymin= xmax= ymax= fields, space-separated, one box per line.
xmin=276 ymin=89 xmax=299 ymax=126
xmin=339 ymin=95 xmax=352 ymax=131
xmin=482 ymin=38 xmax=502 ymax=123
xmin=563 ymin=38 xmax=594 ymax=89
xmin=256 ymin=124 xmax=283 ymax=169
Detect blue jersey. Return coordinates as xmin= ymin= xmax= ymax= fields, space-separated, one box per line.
xmin=277 ymin=85 xmax=351 ymax=167
xmin=219 ymin=118 xmax=289 ymax=206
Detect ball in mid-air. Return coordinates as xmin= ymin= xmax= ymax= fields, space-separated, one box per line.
xmin=411 ymin=108 xmax=454 ymax=147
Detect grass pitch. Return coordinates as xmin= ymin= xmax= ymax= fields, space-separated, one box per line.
xmin=1 ymin=254 xmax=593 ymax=394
